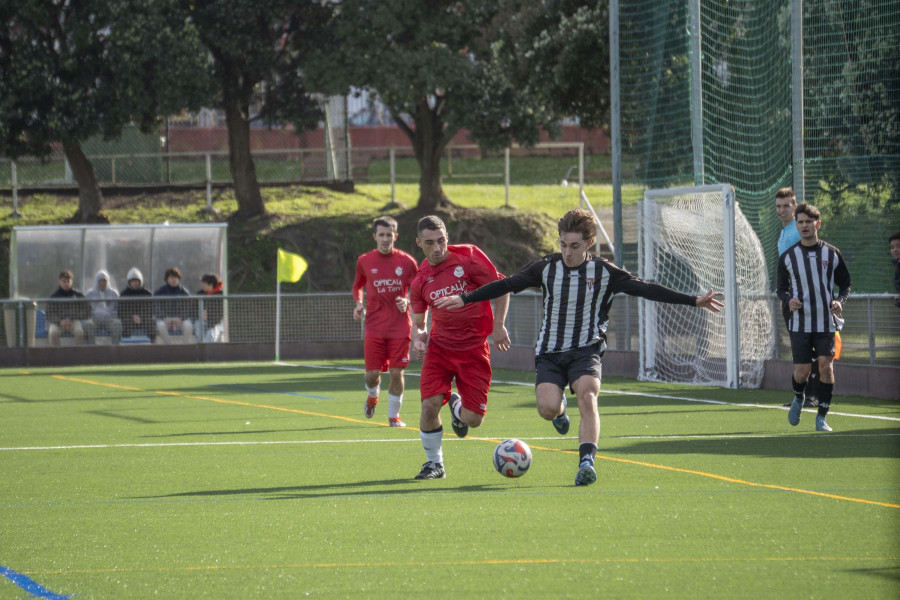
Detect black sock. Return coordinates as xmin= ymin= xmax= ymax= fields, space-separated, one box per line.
xmin=579 ymin=443 xmax=597 ymax=464
xmin=792 ymin=376 xmax=807 ymax=398
xmin=817 ymin=383 xmax=833 ymax=417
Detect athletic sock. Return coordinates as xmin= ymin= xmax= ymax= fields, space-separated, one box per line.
xmin=791 ymin=376 xmax=807 ymax=399
xmin=817 ymin=382 xmax=833 ymax=417
xmin=365 ymin=383 xmax=380 ymax=400
xmin=579 ymin=442 xmax=597 ymax=465
xmin=421 ymin=427 xmax=444 ymax=465
xmin=388 ymin=393 xmax=402 ymax=419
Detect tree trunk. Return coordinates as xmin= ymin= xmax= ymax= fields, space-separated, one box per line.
xmin=391 ymin=98 xmax=452 ymax=212
xmin=223 ymin=80 xmax=265 ymax=219
xmin=62 ymin=139 xmax=108 ymax=224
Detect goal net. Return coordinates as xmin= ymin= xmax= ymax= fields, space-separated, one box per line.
xmin=638 ymin=185 xmax=774 ymax=389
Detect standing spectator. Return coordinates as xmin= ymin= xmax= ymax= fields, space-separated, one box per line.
xmin=777 ymin=202 xmax=851 ymax=432
xmin=890 ymin=232 xmax=900 ymax=308
xmin=198 ymin=273 xmax=225 ymax=343
xmin=775 ymin=187 xmax=801 ymax=255
xmin=46 ymin=270 xmax=90 ymax=346
xmin=434 ymin=208 xmax=723 ymax=486
xmin=153 ymin=267 xmax=195 ymax=344
xmin=119 ymin=268 xmax=155 ymax=342
xmin=408 ymin=215 xmax=510 ymax=480
xmin=84 ymin=270 xmax=122 ymax=345
xmin=352 ymin=216 xmax=419 ymax=427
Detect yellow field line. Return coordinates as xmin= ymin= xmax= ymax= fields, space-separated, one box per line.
xmin=22 ymin=555 xmax=900 ymax=575
xmin=50 ymin=375 xmax=389 ymax=427
xmin=46 ymin=374 xmax=900 ymax=510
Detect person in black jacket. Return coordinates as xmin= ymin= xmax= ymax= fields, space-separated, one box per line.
xmin=198 ymin=273 xmax=224 ymax=343
xmin=153 ymin=266 xmax=195 ymax=344
xmin=119 ymin=267 xmax=155 ymax=342
xmin=46 ymin=270 xmax=90 ymax=345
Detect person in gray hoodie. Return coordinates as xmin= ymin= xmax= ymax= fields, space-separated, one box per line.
xmin=85 ymin=270 xmax=122 ymax=345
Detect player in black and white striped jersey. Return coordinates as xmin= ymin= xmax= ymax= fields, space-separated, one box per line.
xmin=776 ymin=202 xmax=851 ymax=432
xmin=433 ymin=208 xmax=723 ymax=486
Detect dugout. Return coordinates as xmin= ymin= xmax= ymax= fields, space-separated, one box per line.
xmin=5 ymin=224 xmax=227 ymax=346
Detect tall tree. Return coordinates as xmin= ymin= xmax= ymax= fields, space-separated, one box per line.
xmin=309 ymin=0 xmax=609 ymax=211
xmin=182 ymin=0 xmax=330 ymax=220
xmin=0 ymin=0 xmax=211 ymax=223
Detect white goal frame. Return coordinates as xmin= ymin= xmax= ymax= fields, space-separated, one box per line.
xmin=638 ymin=184 xmax=773 ymax=389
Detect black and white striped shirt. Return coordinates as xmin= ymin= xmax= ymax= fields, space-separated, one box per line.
xmin=460 ymin=254 xmax=697 ymax=355
xmin=776 ymin=241 xmax=851 ymax=333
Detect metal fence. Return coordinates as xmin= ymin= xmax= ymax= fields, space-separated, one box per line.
xmin=2 ymin=293 xmax=897 ymax=368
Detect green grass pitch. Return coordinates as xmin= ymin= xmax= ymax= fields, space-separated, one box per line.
xmin=1 ymin=361 xmax=898 ymax=599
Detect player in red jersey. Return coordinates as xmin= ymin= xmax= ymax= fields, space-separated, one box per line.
xmin=408 ymin=215 xmax=510 ymax=479
xmin=352 ymin=216 xmax=419 ymax=427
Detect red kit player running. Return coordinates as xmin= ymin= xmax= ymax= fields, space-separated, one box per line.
xmin=408 ymin=215 xmax=510 ymax=479
xmin=352 ymin=216 xmax=419 ymax=427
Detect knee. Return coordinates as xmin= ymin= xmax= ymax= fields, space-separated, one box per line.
xmin=465 ymin=411 xmax=484 ymax=428
xmin=536 ymin=402 xmax=558 ymax=421
xmin=793 ymin=365 xmax=811 ymax=382
xmin=576 ymin=392 xmax=598 ymax=411
xmin=364 ymin=370 xmax=381 ymax=386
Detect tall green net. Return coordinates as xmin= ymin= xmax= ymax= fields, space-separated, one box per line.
xmin=618 ymin=0 xmax=899 ymax=292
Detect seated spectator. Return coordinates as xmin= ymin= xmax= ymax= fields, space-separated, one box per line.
xmin=119 ymin=267 xmax=155 ymax=342
xmin=153 ymin=267 xmax=195 ymax=344
xmin=198 ymin=273 xmax=225 ymax=343
xmin=46 ymin=270 xmax=90 ymax=345
xmin=85 ymin=270 xmax=122 ymax=345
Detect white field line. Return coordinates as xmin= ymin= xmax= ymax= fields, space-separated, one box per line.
xmin=290 ymin=362 xmax=900 ymax=423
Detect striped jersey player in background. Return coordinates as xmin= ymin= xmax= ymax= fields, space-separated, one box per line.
xmin=777 ymin=202 xmax=851 ymax=432
xmin=435 ymin=208 xmax=723 ymax=486
xmin=352 ymin=216 xmax=419 ymax=427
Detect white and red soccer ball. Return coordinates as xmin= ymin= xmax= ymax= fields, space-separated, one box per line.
xmin=493 ymin=438 xmax=532 ymax=478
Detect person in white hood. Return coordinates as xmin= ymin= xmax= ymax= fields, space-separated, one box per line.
xmin=119 ymin=267 xmax=154 ymax=342
xmin=85 ymin=270 xmax=122 ymax=345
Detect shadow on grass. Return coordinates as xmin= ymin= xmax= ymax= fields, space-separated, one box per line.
xmin=138 ymin=479 xmax=510 ymax=502
xmin=609 ymin=426 xmax=900 ymax=459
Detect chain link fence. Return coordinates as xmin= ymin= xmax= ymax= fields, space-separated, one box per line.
xmin=2 ymin=293 xmax=897 ymax=368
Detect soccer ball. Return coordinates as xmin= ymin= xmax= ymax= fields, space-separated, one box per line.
xmin=493 ymin=438 xmax=532 ymax=478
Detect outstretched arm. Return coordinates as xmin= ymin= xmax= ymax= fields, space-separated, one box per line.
xmin=616 ymin=276 xmax=723 ymax=312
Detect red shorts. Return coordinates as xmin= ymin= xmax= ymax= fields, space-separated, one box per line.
xmin=364 ymin=337 xmax=411 ymax=372
xmin=419 ymin=340 xmax=491 ymax=416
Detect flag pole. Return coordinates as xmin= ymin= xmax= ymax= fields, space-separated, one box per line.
xmin=275 ymin=280 xmax=282 ymax=362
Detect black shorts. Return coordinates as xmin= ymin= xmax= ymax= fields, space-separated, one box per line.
xmin=535 ymin=341 xmax=605 ymax=393
xmin=789 ymin=332 xmax=835 ymax=364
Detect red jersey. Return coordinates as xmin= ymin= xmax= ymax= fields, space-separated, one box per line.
xmin=410 ymin=244 xmax=504 ymax=352
xmin=352 ymin=248 xmax=418 ymax=339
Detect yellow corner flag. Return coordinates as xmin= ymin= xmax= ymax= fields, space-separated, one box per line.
xmin=277 ymin=248 xmax=308 ymax=283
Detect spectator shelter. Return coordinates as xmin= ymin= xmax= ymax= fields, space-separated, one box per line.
xmin=5 ymin=224 xmax=227 ymax=346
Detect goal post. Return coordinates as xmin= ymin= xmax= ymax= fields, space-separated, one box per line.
xmin=638 ymin=184 xmax=774 ymax=389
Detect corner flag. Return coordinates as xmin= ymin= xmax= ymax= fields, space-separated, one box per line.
xmin=277 ymin=249 xmax=308 ymax=283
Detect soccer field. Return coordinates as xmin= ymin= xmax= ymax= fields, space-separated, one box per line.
xmin=1 ymin=361 xmax=898 ymax=599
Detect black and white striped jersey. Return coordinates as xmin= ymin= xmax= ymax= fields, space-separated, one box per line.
xmin=460 ymin=253 xmax=697 ymax=355
xmin=776 ymin=241 xmax=851 ymax=333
